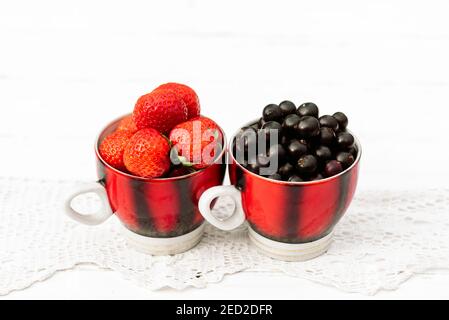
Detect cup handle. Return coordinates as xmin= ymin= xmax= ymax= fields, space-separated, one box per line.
xmin=65 ymin=182 xmax=113 ymax=225
xmin=198 ymin=185 xmax=246 ymax=231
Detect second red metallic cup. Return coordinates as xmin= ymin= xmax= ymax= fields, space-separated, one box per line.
xmin=199 ymin=121 xmax=361 ymax=261
xmin=65 ymin=115 xmax=227 ymax=255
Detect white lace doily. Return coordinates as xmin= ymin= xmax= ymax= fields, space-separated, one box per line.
xmin=0 ymin=177 xmax=448 ymax=296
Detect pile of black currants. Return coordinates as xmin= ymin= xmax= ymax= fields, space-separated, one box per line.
xmin=232 ymin=101 xmax=358 ymax=182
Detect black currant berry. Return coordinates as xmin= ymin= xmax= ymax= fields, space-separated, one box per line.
xmin=296 ymin=155 xmax=318 ymax=174
xmin=235 ymin=126 xmax=258 ymax=151
xmin=314 ymin=145 xmax=332 ymax=162
xmin=336 ymin=151 xmax=355 ymax=169
xmin=348 ymin=146 xmax=357 ymax=157
xmin=281 ymin=135 xmax=289 ymax=146
xmin=279 ymin=162 xmax=294 ymax=177
xmin=296 ymin=116 xmax=320 ymax=138
xmin=298 ymin=138 xmax=311 ymax=148
xmin=261 ymin=121 xmax=282 ymax=131
xmin=297 ymin=102 xmax=319 ymax=118
xmin=247 ymin=162 xmax=260 ymax=174
xmin=333 ymin=112 xmax=348 ymax=130
xmin=268 ymin=173 xmax=283 ymax=181
xmin=286 ymin=139 xmax=308 ymax=160
xmin=324 ymin=160 xmax=343 ymax=177
xmin=310 ymin=173 xmax=324 ymax=181
xmin=257 ymin=154 xmax=271 ymax=168
xmin=288 ymin=175 xmax=303 ymax=182
xmin=263 ymin=104 xmax=282 ymax=122
xmin=279 ymin=100 xmax=296 ymax=117
xmin=318 ymin=127 xmax=335 ymax=146
xmin=261 ymin=121 xmax=282 ymax=141
xmin=282 ymin=114 xmax=301 ymax=135
xmin=268 ymin=143 xmax=287 ymax=164
xmin=336 ymin=132 xmax=354 ymax=149
xmin=319 ymin=115 xmax=339 ymax=131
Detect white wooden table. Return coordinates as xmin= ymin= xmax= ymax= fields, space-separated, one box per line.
xmin=1 ymin=0 xmax=448 ymax=299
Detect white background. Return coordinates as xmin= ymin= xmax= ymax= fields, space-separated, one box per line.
xmin=1 ymin=0 xmax=449 ymax=299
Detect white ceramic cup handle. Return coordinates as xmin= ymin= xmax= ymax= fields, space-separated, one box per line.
xmin=198 ymin=185 xmax=245 ymax=231
xmin=65 ymin=182 xmax=113 ymax=226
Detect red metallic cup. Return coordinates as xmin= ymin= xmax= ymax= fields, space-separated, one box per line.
xmin=199 ymin=121 xmax=361 ymax=261
xmin=65 ymin=114 xmax=227 ymax=255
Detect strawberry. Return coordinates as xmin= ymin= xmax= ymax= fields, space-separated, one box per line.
xmin=154 ymin=83 xmax=200 ymax=119
xmin=99 ymin=130 xmax=133 ymax=171
xmin=169 ymin=116 xmax=223 ymax=169
xmin=116 ymin=115 xmax=138 ymax=134
xmin=133 ymin=89 xmax=188 ymax=134
xmin=123 ymin=128 xmax=171 ymax=178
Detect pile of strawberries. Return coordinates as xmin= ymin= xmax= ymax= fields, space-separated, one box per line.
xmin=99 ymin=83 xmax=223 ymax=178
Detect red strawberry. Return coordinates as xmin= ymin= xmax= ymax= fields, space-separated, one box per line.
xmin=99 ymin=130 xmax=133 ymax=171
xmin=116 ymin=115 xmax=138 ymax=134
xmin=169 ymin=116 xmax=223 ymax=169
xmin=133 ymin=89 xmax=188 ymax=134
xmin=123 ymin=128 xmax=171 ymax=178
xmin=154 ymin=83 xmax=200 ymax=119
